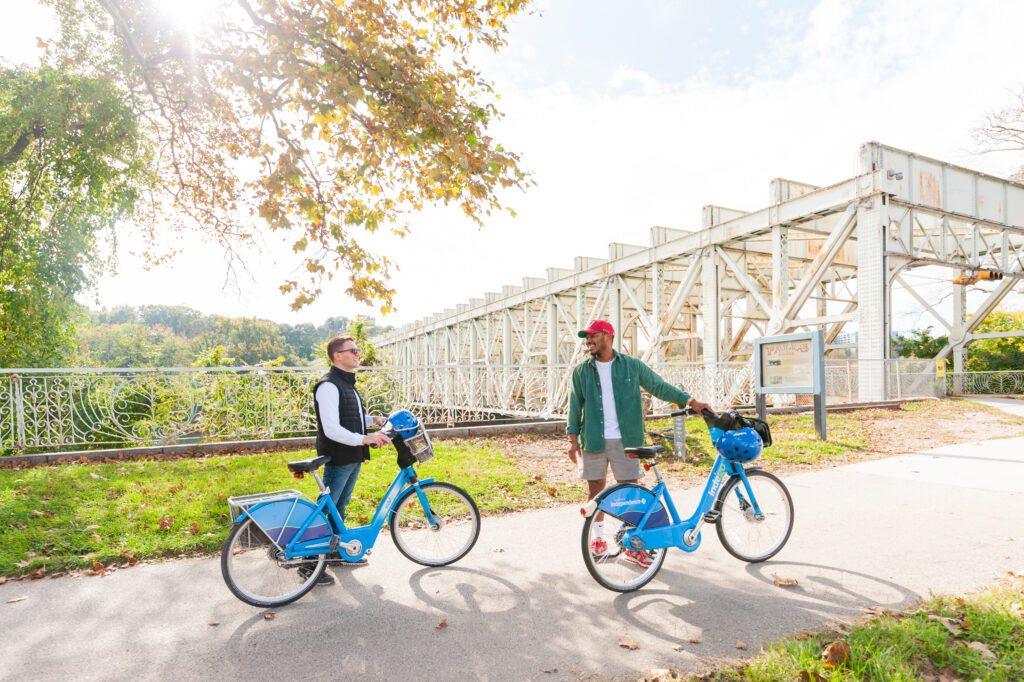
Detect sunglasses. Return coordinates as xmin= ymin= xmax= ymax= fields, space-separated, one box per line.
xmin=336 ymin=347 xmax=360 ymax=355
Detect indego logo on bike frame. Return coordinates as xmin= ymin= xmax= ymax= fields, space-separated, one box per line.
xmin=599 ymin=486 xmax=670 ymax=528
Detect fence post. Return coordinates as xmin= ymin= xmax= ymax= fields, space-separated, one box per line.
xmin=895 ymin=359 xmax=903 ymax=400
xmin=13 ymin=375 xmax=26 ymax=451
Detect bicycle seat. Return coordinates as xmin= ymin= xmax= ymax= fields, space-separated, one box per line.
xmin=624 ymin=446 xmax=664 ymax=459
xmin=287 ymin=456 xmax=330 ymax=473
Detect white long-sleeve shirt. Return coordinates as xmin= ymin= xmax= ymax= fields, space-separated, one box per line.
xmin=315 ymin=382 xmax=374 ymax=447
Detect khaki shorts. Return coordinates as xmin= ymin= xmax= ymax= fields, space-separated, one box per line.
xmin=578 ymin=439 xmax=641 ymax=481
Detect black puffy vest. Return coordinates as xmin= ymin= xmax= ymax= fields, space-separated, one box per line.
xmin=313 ymin=367 xmax=370 ymax=465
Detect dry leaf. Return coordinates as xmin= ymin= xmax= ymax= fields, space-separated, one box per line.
xmin=0 ymin=576 xmax=6 ymax=585
xmin=263 ymin=612 xmax=275 ymax=620
xmin=672 ymin=645 xmax=683 ymax=651
xmin=533 ymin=475 xmax=543 ymax=481
xmin=89 ymin=472 xmax=107 ymax=480
xmin=798 ymin=672 xmax=827 ymax=682
xmin=435 ymin=618 xmax=448 ymax=630
xmin=773 ymin=576 xmax=799 ymax=587
xmin=90 ymin=533 xmax=103 ymax=543
xmin=928 ymin=615 xmax=962 ymax=636
xmin=5 ymin=596 xmax=27 ymax=603
xmin=618 ymin=638 xmax=639 ymax=650
xmin=14 ymin=560 xmax=30 ymax=569
xmin=542 ymin=669 xmax=558 ymax=674
xmin=27 ymin=567 xmax=46 ymax=580
xmin=158 ymin=516 xmax=174 ymax=530
xmin=859 ymin=605 xmax=886 ymax=615
xmin=966 ymin=641 xmax=996 ymax=659
xmin=687 ymin=638 xmax=702 ymax=644
xmin=491 ymin=547 xmax=506 ymax=553
xmin=209 ymin=621 xmax=220 ymax=626
xmin=547 ymin=487 xmax=558 ymax=496
xmin=736 ymin=641 xmax=747 ymax=650
xmin=84 ymin=524 xmax=99 ymax=530
xmin=821 ymin=640 xmax=850 ymax=665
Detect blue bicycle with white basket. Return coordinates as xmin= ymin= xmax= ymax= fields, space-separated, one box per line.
xmin=221 ymin=409 xmax=481 ymax=607
xmin=581 ymin=409 xmax=793 ymax=592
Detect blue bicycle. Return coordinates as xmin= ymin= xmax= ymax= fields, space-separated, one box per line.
xmin=221 ymin=410 xmax=481 ymax=607
xmin=581 ymin=409 xmax=793 ymax=592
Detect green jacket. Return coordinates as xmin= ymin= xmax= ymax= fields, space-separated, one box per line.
xmin=566 ymin=351 xmax=690 ymax=451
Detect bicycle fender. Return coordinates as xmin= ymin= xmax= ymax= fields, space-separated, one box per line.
xmin=244 ymin=497 xmax=332 ymax=547
xmin=594 ymin=483 xmax=670 ymax=528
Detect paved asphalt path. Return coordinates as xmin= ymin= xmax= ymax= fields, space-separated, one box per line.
xmin=2 ymin=398 xmax=1023 ymax=681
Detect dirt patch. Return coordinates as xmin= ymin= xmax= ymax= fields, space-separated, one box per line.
xmin=477 ymin=398 xmax=1024 ymax=486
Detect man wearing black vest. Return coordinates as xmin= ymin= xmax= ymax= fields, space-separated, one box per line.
xmin=307 ymin=335 xmax=390 ymax=583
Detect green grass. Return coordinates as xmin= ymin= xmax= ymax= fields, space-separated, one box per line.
xmin=645 ymin=411 xmax=868 ymax=475
xmin=0 ymin=440 xmax=584 ymax=577
xmin=699 ymin=575 xmax=1024 ymax=681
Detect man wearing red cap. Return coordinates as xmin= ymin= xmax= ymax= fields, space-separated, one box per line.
xmin=567 ymin=319 xmax=713 ymax=567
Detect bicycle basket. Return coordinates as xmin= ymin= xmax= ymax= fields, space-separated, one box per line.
xmin=403 ymin=424 xmax=434 ymax=464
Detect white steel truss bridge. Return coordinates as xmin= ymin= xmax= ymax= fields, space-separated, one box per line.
xmin=375 ymin=142 xmax=1024 ymax=418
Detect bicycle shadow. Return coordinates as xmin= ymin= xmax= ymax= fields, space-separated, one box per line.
xmin=610 ymin=558 xmax=920 ymax=650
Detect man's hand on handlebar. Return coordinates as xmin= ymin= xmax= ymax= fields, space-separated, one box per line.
xmin=363 ymin=431 xmax=392 ymax=448
xmin=687 ymin=398 xmax=715 ymax=418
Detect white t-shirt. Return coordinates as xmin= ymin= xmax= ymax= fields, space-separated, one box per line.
xmin=595 ymin=359 xmax=621 ymax=439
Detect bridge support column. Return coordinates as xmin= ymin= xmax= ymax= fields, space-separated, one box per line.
xmin=857 ymin=197 xmax=889 ymax=402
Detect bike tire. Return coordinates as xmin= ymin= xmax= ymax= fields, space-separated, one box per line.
xmin=715 ymin=469 xmax=794 ymax=562
xmin=221 ymin=517 xmax=326 ymax=608
xmin=389 ymin=482 xmax=481 ymax=566
xmin=581 ymin=484 xmax=668 ymax=593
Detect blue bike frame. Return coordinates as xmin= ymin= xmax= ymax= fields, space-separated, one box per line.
xmin=237 ymin=466 xmax=437 ymax=563
xmin=590 ymin=454 xmax=765 ymax=552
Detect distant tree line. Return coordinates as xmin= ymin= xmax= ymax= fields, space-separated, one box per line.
xmin=73 ymin=305 xmax=391 ymax=368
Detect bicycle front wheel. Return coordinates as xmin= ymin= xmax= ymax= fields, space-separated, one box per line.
xmin=390 ymin=482 xmax=481 ymax=566
xmin=715 ymin=469 xmax=794 ymax=562
xmin=221 ymin=517 xmax=326 ymax=608
xmin=581 ymin=488 xmax=668 ymax=593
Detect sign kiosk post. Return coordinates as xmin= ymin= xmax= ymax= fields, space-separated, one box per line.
xmin=753 ymin=330 xmax=827 ymax=440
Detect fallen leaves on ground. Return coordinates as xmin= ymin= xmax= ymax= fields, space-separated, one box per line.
xmin=5 ymin=596 xmax=27 ymax=603
xmin=773 ymin=576 xmax=799 ymax=587
xmin=821 ymin=640 xmax=851 ymax=665
xmin=263 ymin=612 xmax=275 ymax=620
xmin=928 ymin=615 xmax=963 ymax=636
xmin=435 ymin=618 xmax=448 ymax=630
xmin=640 ymin=668 xmax=681 ymax=681
xmin=27 ymin=567 xmax=46 ymax=580
xmin=798 ymin=671 xmax=826 ymax=682
xmin=542 ymin=669 xmax=557 ymax=674
xmin=859 ymin=605 xmax=886 ymax=615
xmin=688 ymin=638 xmax=702 ymax=644
xmin=966 ymin=641 xmax=996 ymax=659
xmin=735 ymin=641 xmax=747 ymax=650
xmin=30 ymin=509 xmax=54 ymax=518
xmin=618 ymin=638 xmax=639 ymax=650
xmin=89 ymin=472 xmax=107 ymax=480
xmin=158 ymin=516 xmax=174 ymax=530
xmin=209 ymin=622 xmax=220 ymax=626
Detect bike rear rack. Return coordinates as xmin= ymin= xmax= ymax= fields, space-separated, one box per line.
xmin=227 ymin=489 xmax=309 ymax=522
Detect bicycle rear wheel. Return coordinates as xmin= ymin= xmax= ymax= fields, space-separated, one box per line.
xmin=221 ymin=517 xmax=326 ymax=608
xmin=715 ymin=469 xmax=793 ymax=562
xmin=390 ymin=482 xmax=481 ymax=566
xmin=581 ymin=491 xmax=667 ymax=592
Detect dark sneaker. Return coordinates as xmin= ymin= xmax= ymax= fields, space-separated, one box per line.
xmin=297 ymin=564 xmax=334 ymax=585
xmin=336 ymin=557 xmax=368 ymax=568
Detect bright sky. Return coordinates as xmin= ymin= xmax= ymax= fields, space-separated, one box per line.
xmin=5 ymin=0 xmax=1024 ymax=331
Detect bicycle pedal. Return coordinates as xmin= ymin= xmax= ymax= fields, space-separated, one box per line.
xmin=702 ymin=510 xmax=721 ymax=524
xmin=329 ymin=535 xmax=340 ymax=551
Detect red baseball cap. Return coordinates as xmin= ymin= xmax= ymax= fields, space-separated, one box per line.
xmin=578 ymin=320 xmax=614 ymax=337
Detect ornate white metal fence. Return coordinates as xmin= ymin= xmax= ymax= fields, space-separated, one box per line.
xmin=946 ymin=370 xmax=1024 ymax=395
xmin=0 ymin=358 xmax=956 ymax=454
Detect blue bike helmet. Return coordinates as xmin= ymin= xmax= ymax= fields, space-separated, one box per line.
xmin=714 ymin=427 xmax=763 ymax=462
xmin=386 ymin=409 xmax=421 ymax=439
